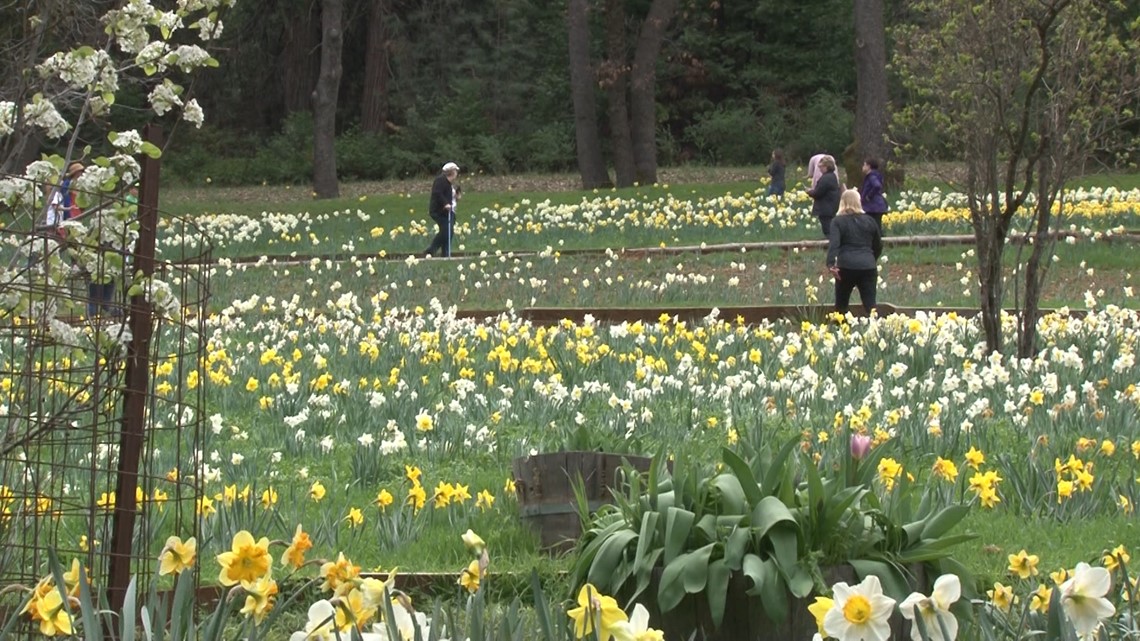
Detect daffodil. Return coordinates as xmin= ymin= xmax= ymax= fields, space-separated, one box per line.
xmin=33 ymin=589 xmax=73 ymax=637
xmin=283 ymin=525 xmax=313 ymax=569
xmin=240 ymin=575 xmax=279 ymax=624
xmin=459 ymin=559 xmax=482 ymax=594
xmin=217 ymin=531 xmax=272 ymax=586
xmin=1008 ymin=549 xmax=1040 ymax=579
xmin=567 ymin=583 xmax=628 ymax=641
xmin=807 ymin=595 xmax=834 ymax=638
xmin=289 ymin=600 xmax=338 ymax=641
xmin=899 ymin=574 xmax=960 ymax=641
xmin=1103 ymin=544 xmax=1130 ymax=571
xmin=462 ymin=529 xmax=486 ymax=554
xmin=319 ymin=552 xmax=360 ymax=594
xmin=823 ymin=574 xmax=896 ymax=641
xmin=159 ymin=535 xmax=197 ymax=576
xmin=1030 ymin=584 xmax=1053 ymax=614
xmin=610 ymin=603 xmax=664 ymax=641
xmin=987 ymin=582 xmax=1018 ymax=612
xmin=310 ymin=481 xmax=326 ymax=502
xmin=1060 ymin=562 xmax=1115 ymax=638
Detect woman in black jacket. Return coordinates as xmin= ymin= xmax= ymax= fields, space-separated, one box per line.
xmin=826 ymin=189 xmax=883 ymax=314
xmin=807 ymin=156 xmax=841 ymax=237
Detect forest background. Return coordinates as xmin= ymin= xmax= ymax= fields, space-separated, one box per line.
xmin=1 ymin=0 xmax=947 ymax=187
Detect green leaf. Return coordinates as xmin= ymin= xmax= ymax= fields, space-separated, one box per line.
xmin=741 ymin=553 xmax=765 ymax=596
xmin=141 ymin=141 xmax=163 ymax=159
xmin=102 ymin=92 xmax=115 ymax=105
xmin=588 ymin=529 xmax=637 ymax=588
xmin=787 ymin=564 xmax=814 ymax=599
xmin=121 ymin=576 xmax=137 ymax=641
xmin=681 ymin=543 xmax=716 ymax=594
xmin=708 ymin=472 xmax=746 ymax=514
xmin=757 ymin=557 xmax=789 ymax=623
xmin=723 ymin=526 xmax=749 ymax=570
xmin=751 ymin=495 xmax=798 ymax=542
xmin=920 ymin=505 xmax=971 ymax=540
xmin=849 ymin=559 xmax=911 ymax=602
xmin=664 ymin=507 xmax=695 ymax=564
xmin=706 ymin=558 xmax=731 ymax=629
xmin=206 ymin=56 xmax=220 ymax=67
xmin=761 ymin=436 xmax=801 ymax=495
xmin=720 ymin=447 xmax=763 ymax=506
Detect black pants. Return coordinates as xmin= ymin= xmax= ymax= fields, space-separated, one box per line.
xmin=835 ymin=267 xmax=878 ymax=313
xmin=818 ymin=214 xmax=835 ymax=237
xmin=424 ymin=212 xmax=453 ymax=257
xmin=866 ymin=212 xmax=885 ymax=233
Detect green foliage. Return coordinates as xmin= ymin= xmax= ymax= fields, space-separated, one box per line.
xmin=569 ymin=445 xmax=972 ymax=634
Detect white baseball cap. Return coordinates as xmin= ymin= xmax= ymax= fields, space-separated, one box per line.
xmin=442 ymin=162 xmax=459 ymax=173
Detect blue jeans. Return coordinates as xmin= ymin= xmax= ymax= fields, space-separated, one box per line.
xmin=87 ymin=281 xmax=117 ymax=318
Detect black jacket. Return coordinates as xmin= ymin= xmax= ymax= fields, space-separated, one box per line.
xmin=827 ymin=213 xmax=883 ymax=270
xmin=429 ymin=174 xmax=453 ymax=219
xmin=809 ymin=172 xmax=840 ymax=219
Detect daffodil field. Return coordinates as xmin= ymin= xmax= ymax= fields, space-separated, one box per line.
xmin=5 ymin=176 xmax=1140 ymax=640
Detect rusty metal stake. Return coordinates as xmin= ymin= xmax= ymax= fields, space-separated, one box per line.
xmin=107 ymin=123 xmax=162 ymax=618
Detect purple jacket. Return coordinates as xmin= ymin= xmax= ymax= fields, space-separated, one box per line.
xmin=860 ymin=170 xmax=887 ymax=214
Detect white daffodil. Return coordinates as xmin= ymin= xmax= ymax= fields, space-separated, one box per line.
xmin=290 ymin=600 xmax=337 ymax=641
xmin=899 ymin=573 xmax=961 ymax=641
xmin=1060 ymin=562 xmax=1115 ymax=638
xmin=610 ymin=603 xmax=665 ymax=641
xmin=823 ymin=574 xmax=897 ymax=641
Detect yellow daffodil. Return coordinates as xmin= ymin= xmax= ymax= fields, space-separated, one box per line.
xmin=567 ymin=583 xmax=627 ymax=640
xmin=319 ymin=552 xmax=360 ymax=594
xmin=159 ymin=536 xmax=197 ymax=576
xmin=32 ymin=589 xmax=73 ymax=637
xmin=310 ymin=481 xmax=327 ymax=502
xmin=462 ymin=529 xmax=486 ymax=554
xmin=374 ymin=488 xmax=394 ymax=510
xmin=283 ymin=525 xmax=313 ymax=569
xmin=1008 ymin=549 xmax=1040 ymax=579
xmin=987 ymin=582 xmax=1018 ymax=612
xmin=239 ymin=575 xmax=279 ymax=624
xmin=476 ymin=489 xmax=495 ymax=510
xmin=459 ymin=559 xmax=482 ymax=594
xmin=217 ymin=531 xmax=272 ymax=586
xmin=1104 ymin=545 xmax=1130 ymax=571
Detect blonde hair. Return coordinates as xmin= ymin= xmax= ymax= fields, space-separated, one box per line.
xmin=837 ymin=189 xmax=863 ymax=215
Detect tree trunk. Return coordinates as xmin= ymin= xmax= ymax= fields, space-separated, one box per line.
xmin=604 ymin=0 xmax=635 ymax=188
xmin=568 ymin=0 xmax=612 ymax=189
xmin=281 ymin=2 xmax=322 ymax=115
xmin=360 ymin=0 xmax=392 ymax=134
xmin=313 ymin=0 xmax=344 ymax=199
xmin=852 ymin=0 xmax=889 ymax=168
xmin=1017 ymin=160 xmax=1056 ymax=358
xmin=628 ymin=0 xmax=679 ymax=185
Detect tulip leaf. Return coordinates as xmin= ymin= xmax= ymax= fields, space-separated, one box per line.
xmin=921 ymin=505 xmax=971 ymax=540
xmin=788 ymin=564 xmax=814 ymax=599
xmin=707 ymin=558 xmax=732 ymax=629
xmin=664 ymin=506 xmax=695 ymax=563
xmin=761 ymin=436 xmax=801 ymax=496
xmin=723 ymin=525 xmax=749 ymax=570
xmin=709 ymin=472 xmax=747 ymax=514
xmin=721 ymin=447 xmax=763 ymax=506
xmin=588 ymin=528 xmax=636 ymax=587
xmin=695 ymin=513 xmax=717 ymax=543
xmin=758 ymin=557 xmax=789 ymax=623
xmin=849 ymin=559 xmax=911 ymax=602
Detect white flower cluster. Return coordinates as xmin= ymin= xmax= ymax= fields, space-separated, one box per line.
xmin=0 ymin=101 xmax=16 ymax=136
xmin=148 ymin=79 xmax=183 ymax=116
xmin=22 ymin=95 xmax=69 ymax=138
xmin=164 ymin=44 xmax=212 ymax=73
xmin=37 ymin=49 xmax=117 ymax=94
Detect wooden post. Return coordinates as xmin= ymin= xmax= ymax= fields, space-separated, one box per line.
xmin=107 ymin=124 xmax=162 ymax=618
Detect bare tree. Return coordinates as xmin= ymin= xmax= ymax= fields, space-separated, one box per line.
xmin=360 ymin=0 xmax=393 ymax=134
xmin=602 ymin=0 xmax=635 ymax=187
xmin=628 ymin=0 xmax=678 ymax=186
xmin=852 ymin=0 xmax=889 ymax=172
xmin=313 ymin=0 xmax=344 ymax=198
xmin=893 ymin=0 xmax=1140 ymax=356
xmin=568 ymin=0 xmax=611 ymax=189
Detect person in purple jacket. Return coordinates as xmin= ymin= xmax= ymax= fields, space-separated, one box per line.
xmin=859 ymin=157 xmax=888 ymax=232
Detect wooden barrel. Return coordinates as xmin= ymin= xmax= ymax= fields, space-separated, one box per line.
xmin=511 ymin=451 xmax=652 ymax=553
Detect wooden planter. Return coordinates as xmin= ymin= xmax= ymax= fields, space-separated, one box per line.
xmin=637 ymin=565 xmax=927 ymax=641
xmin=511 ymin=451 xmax=652 ymax=553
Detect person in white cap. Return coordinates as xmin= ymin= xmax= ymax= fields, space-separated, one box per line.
xmin=424 ymin=162 xmax=459 ymax=257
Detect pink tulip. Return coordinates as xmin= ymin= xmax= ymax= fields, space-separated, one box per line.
xmin=850 ymin=434 xmax=872 ymax=460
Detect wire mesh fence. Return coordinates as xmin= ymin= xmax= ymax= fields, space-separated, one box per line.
xmin=0 ymin=170 xmax=210 ymax=632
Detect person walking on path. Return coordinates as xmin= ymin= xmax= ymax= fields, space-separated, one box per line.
xmin=807 ymin=156 xmax=841 ymax=237
xmin=766 ymin=149 xmax=786 ymax=198
xmin=826 ymin=189 xmax=883 ymax=315
xmin=859 ymin=157 xmax=888 ymax=232
xmin=424 ymin=161 xmax=459 ymax=257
